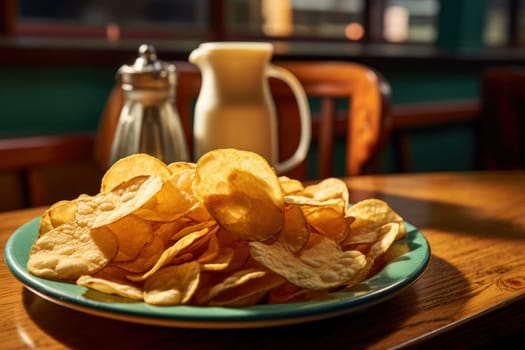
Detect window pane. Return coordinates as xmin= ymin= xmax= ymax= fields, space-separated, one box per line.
xmin=17 ymin=0 xmax=209 ymax=38
xmin=383 ymin=0 xmax=439 ymax=43
xmin=484 ymin=0 xmax=510 ymax=46
xmin=225 ymin=0 xmax=365 ymax=41
xmin=517 ymin=0 xmax=525 ymax=45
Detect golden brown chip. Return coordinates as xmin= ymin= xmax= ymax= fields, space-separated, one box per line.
xmin=106 ymin=214 xmax=153 ymax=262
xmin=342 ymin=199 xmax=406 ymax=246
xmin=278 ymin=176 xmax=304 ymax=195
xmin=305 ymin=206 xmax=349 ymax=243
xmin=200 ymin=248 xmax=235 ymax=271
xmin=39 ymin=199 xmax=78 ymax=236
xmin=194 ymin=268 xmax=268 ymax=305
xmin=197 ymin=233 xmax=220 ymax=263
xmin=208 ymin=271 xmax=286 ymax=307
xmin=268 ymin=282 xmax=329 ymax=304
xmin=194 ymin=148 xmax=284 ymax=241
xmin=281 ymin=206 xmax=310 ymax=254
xmin=303 ymin=177 xmax=349 ymax=206
xmin=77 ymin=265 xmax=143 ymax=300
xmin=368 ymin=222 xmax=401 ymax=260
xmin=134 ymin=169 xmax=200 ymax=222
xmin=101 ymin=153 xmax=172 ymax=192
xmin=284 ymin=195 xmax=342 ymax=207
xmin=249 ymin=232 xmax=367 ymax=290
xmin=344 ymin=222 xmax=401 ymax=288
xmin=167 ymin=161 xmax=196 ymax=173
xmin=28 ymin=224 xmax=118 ymax=280
xmin=76 ymin=175 xmax=163 ymax=229
xmin=143 ymin=261 xmax=201 ymax=305
xmin=214 ymin=229 xmax=251 ymax=272
xmin=127 ymin=225 xmax=217 ymax=281
xmin=114 ymin=235 xmax=165 ymax=273
xmin=171 ymin=220 xmax=215 ymax=242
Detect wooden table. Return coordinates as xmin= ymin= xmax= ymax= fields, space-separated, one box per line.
xmin=1 ymin=171 xmax=524 ymax=349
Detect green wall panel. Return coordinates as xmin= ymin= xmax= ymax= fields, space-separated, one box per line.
xmin=408 ymin=123 xmax=478 ymax=172
xmin=0 ymin=67 xmax=115 ymax=137
xmin=382 ymin=66 xmax=482 ymax=104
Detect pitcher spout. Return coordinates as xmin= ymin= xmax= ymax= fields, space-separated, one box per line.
xmin=189 ymin=47 xmax=204 ymax=66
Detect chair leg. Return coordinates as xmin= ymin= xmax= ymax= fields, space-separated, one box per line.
xmin=318 ymin=98 xmax=336 ymax=179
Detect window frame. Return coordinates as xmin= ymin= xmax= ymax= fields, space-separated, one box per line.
xmin=0 ymin=0 xmax=521 ymax=67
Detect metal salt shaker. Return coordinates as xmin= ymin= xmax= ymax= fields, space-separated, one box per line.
xmin=108 ymin=44 xmax=189 ymax=167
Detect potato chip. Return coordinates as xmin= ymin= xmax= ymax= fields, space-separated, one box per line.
xmin=344 ymin=223 xmax=401 ymax=288
xmin=281 ymin=206 xmax=310 ymax=254
xmin=134 ymin=169 xmax=200 ymax=222
xmin=38 ymin=199 xmax=78 ymax=236
xmin=268 ymin=282 xmax=329 ymax=304
xmin=214 ymin=229 xmax=251 ymax=272
xmin=284 ymin=195 xmax=342 ymax=207
xmin=368 ymin=222 xmax=401 ymax=260
xmin=143 ymin=261 xmax=201 ymax=305
xmin=194 ymin=268 xmax=268 ymax=305
xmin=303 ymin=177 xmax=349 ymax=206
xmin=197 ymin=233 xmax=220 ymax=263
xmin=200 ymin=248 xmax=235 ymax=271
xmin=305 ymin=206 xmax=349 ymax=243
xmin=152 ymin=220 xmax=188 ymax=246
xmin=194 ymin=148 xmax=284 ymax=241
xmin=167 ymin=161 xmax=196 ymax=173
xmin=28 ymin=224 xmax=118 ymax=280
xmin=76 ymin=175 xmax=163 ymax=229
xmin=249 ymin=232 xmax=367 ymax=290
xmin=208 ymin=271 xmax=286 ymax=307
xmin=278 ymin=176 xmax=304 ymax=195
xmin=101 ymin=153 xmax=172 ymax=192
xmin=114 ymin=235 xmax=165 ymax=273
xmin=342 ymin=199 xmax=406 ymax=247
xmin=77 ymin=265 xmax=143 ymax=300
xmin=127 ymin=225 xmax=217 ymax=281
xmin=171 ymin=220 xmax=215 ymax=242
xmin=106 ymin=214 xmax=153 ymax=262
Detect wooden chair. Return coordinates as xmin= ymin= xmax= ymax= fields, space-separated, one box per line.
xmin=0 ymin=60 xmax=391 ymax=211
xmin=95 ymin=61 xmax=391 ymax=180
xmin=479 ymin=66 xmax=525 ymax=170
xmin=0 ymin=134 xmax=102 ymax=211
xmin=273 ymin=61 xmax=391 ymax=179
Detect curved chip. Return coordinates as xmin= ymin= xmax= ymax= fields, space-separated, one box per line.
xmin=342 ymin=199 xmax=406 ymax=246
xmin=143 ymin=261 xmax=201 ymax=305
xmin=101 ymin=153 xmax=172 ymax=192
xmin=249 ymin=233 xmax=367 ymax=290
xmin=194 ymin=148 xmax=284 ymax=241
xmin=27 ymin=224 xmax=118 ymax=281
xmin=77 ymin=265 xmax=143 ymax=300
xmin=39 ymin=199 xmax=78 ymax=236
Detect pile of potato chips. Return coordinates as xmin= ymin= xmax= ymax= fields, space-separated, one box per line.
xmin=27 ymin=149 xmax=406 ymax=306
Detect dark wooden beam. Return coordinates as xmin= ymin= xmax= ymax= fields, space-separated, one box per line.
xmin=0 ymin=0 xmax=16 ymax=35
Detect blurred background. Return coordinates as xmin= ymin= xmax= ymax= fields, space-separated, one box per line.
xmin=0 ymin=0 xmax=523 ymax=177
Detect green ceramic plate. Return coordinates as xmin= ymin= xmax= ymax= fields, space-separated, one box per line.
xmin=4 ymin=217 xmax=430 ymax=329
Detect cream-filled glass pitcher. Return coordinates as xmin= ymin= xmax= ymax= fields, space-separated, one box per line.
xmin=189 ymin=42 xmax=311 ymax=174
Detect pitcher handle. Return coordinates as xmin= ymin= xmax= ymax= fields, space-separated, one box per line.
xmin=266 ymin=64 xmax=312 ymax=174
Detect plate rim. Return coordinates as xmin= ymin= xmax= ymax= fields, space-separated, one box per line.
xmin=4 ymin=217 xmax=431 ymax=328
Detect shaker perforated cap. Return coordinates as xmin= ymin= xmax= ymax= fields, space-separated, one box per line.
xmin=117 ymin=44 xmax=176 ymax=90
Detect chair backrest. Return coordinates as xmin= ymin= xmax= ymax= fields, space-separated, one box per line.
xmin=273 ymin=61 xmax=391 ymax=179
xmin=0 ymin=134 xmax=101 ymax=210
xmin=479 ymin=66 xmax=525 ymax=170
xmin=95 ymin=60 xmax=391 ymax=180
